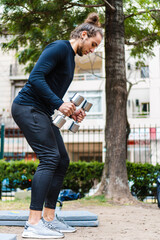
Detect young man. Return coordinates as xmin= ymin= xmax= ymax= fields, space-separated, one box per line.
xmin=12 ymin=13 xmax=103 ymax=239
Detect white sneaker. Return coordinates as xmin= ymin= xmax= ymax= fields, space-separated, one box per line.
xmin=22 ymin=219 xmax=64 ymax=239
xmin=43 ymin=214 xmax=76 ymax=233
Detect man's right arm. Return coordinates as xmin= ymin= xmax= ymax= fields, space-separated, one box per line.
xmin=28 ymin=42 xmax=68 ymax=110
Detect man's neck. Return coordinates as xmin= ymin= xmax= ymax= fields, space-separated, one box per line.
xmin=69 ymin=39 xmax=79 ymax=55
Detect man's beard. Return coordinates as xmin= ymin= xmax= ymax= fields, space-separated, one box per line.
xmin=77 ymin=39 xmax=86 ymax=57
xmin=77 ymin=45 xmax=83 ymax=57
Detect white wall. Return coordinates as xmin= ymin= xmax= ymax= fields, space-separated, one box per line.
xmin=149 ymin=46 xmax=160 ymax=119
xmin=0 ymin=37 xmax=16 ymax=117
xmin=126 ymin=44 xmax=160 ymax=126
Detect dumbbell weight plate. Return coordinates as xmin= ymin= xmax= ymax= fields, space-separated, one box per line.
xmin=53 ymin=115 xmax=66 ymax=128
xmin=70 ymin=93 xmax=84 ymax=106
xmin=68 ymin=121 xmax=80 ymax=133
xmin=82 ymin=100 xmax=93 ymax=112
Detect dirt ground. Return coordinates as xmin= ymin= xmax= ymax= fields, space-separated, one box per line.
xmin=0 ymin=202 xmax=160 ymax=240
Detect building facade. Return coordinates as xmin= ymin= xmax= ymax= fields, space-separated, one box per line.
xmin=0 ymin=40 xmax=160 ymax=163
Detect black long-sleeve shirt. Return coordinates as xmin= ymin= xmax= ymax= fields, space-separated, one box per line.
xmin=14 ymin=40 xmax=75 ymax=116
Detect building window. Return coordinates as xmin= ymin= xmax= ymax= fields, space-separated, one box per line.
xmin=68 ymin=91 xmax=103 ymax=119
xmin=141 ymin=66 xmax=149 ymax=78
xmin=141 ymin=102 xmax=150 ymax=113
xmin=10 ymin=79 xmax=27 ymax=101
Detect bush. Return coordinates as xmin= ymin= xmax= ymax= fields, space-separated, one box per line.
xmin=0 ymin=161 xmax=8 ymax=182
xmin=127 ymin=162 xmax=160 ymax=201
xmin=0 ymin=160 xmax=160 ymax=201
xmin=0 ymin=160 xmax=104 ymax=197
xmin=1 ymin=160 xmax=38 ymax=190
xmin=63 ymin=161 xmax=104 ymax=197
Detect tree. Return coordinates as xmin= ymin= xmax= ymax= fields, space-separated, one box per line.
xmin=0 ymin=0 xmax=160 ymax=202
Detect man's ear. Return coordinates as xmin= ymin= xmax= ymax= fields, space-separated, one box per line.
xmin=81 ymin=31 xmax=88 ymax=39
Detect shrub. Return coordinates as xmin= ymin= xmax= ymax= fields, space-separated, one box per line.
xmin=2 ymin=160 xmax=38 ymax=190
xmin=0 ymin=160 xmax=103 ymax=197
xmin=0 ymin=160 xmax=160 ymax=201
xmin=127 ymin=162 xmax=160 ymax=201
xmin=63 ymin=161 xmax=104 ymax=197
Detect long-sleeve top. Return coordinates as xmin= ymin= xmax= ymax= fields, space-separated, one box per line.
xmin=14 ymin=40 xmax=75 ymax=116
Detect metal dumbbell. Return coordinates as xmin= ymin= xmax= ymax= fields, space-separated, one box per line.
xmin=53 ymin=93 xmax=84 ymax=128
xmin=68 ymin=100 xmax=93 ymax=133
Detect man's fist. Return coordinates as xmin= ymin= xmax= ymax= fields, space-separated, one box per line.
xmin=58 ymin=102 xmax=76 ymax=116
xmin=71 ymin=109 xmax=86 ymax=122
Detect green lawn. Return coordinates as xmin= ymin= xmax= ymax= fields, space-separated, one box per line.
xmin=0 ymin=195 xmax=111 ymax=210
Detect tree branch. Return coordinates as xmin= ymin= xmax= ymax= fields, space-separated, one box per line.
xmin=125 ymin=9 xmax=160 ymax=19
xmin=69 ymin=2 xmax=105 ymax=8
xmin=125 ymin=32 xmax=159 ymax=46
xmin=102 ymin=0 xmax=116 ymax=12
xmin=127 ymin=79 xmax=145 ymax=97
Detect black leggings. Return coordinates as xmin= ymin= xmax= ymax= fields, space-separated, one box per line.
xmin=11 ymin=102 xmax=69 ymax=211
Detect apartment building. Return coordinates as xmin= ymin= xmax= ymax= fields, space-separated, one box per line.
xmin=0 ymin=39 xmax=160 ymax=163
xmin=0 ymin=40 xmax=105 ymax=161
xmin=125 ymin=44 xmax=160 ymax=164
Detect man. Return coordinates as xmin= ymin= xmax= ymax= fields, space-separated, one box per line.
xmin=12 ymin=13 xmax=103 ymax=239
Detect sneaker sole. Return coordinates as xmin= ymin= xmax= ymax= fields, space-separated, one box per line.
xmin=22 ymin=232 xmax=64 ymax=239
xmin=59 ymin=229 xmax=77 ymax=233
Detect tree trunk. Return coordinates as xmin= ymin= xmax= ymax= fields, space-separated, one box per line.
xmin=98 ymin=0 xmax=133 ymax=203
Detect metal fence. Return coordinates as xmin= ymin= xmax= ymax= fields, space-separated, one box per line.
xmin=1 ymin=122 xmax=160 ymax=202
xmin=0 ymin=122 xmax=103 ymax=162
xmin=1 ymin=120 xmax=160 ymax=164
xmin=127 ymin=126 xmax=160 ymax=165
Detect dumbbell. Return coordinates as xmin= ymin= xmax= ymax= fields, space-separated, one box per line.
xmin=53 ymin=93 xmax=84 ymax=128
xmin=68 ymin=100 xmax=93 ymax=133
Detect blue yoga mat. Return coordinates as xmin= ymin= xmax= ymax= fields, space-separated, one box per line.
xmin=0 ymin=220 xmax=98 ymax=227
xmin=0 ymin=210 xmax=98 ymax=227
xmin=0 ymin=233 xmax=17 ymax=240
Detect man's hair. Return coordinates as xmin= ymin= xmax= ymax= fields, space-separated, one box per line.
xmin=70 ymin=12 xmax=103 ymax=39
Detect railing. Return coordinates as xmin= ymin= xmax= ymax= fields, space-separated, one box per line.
xmin=1 ymin=122 xmax=160 ymax=202
xmin=127 ymin=126 xmax=160 ymax=165
xmin=128 ymin=111 xmax=150 ymax=118
xmin=1 ymin=121 xmax=160 ymax=165
xmin=73 ymin=73 xmax=102 ymax=81
xmin=0 ymin=123 xmax=103 ymax=162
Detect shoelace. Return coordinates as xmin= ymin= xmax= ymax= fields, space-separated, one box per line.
xmin=42 ymin=218 xmax=60 ymax=232
xmin=56 ymin=215 xmax=69 ymax=228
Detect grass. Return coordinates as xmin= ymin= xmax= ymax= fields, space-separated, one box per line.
xmin=0 ymin=195 xmax=111 ymax=210
xmin=0 ymin=197 xmax=31 ymax=210
xmin=80 ymin=194 xmax=111 ymax=206
xmin=84 ymin=195 xmax=107 ymax=202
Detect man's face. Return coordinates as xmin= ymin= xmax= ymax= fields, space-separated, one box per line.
xmin=77 ymin=32 xmax=102 ymax=57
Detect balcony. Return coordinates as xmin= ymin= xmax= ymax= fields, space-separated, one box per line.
xmin=128 ymin=111 xmax=150 ymax=118
xmin=73 ymin=73 xmax=102 ymax=81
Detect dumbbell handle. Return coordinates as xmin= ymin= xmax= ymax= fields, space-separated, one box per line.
xmin=58 ymin=93 xmax=85 ymax=118
xmin=68 ymin=100 xmax=93 ymax=133
xmin=53 ymin=93 xmax=84 ymax=128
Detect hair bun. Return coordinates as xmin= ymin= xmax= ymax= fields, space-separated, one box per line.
xmin=84 ymin=12 xmax=101 ymax=27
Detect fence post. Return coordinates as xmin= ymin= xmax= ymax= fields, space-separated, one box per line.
xmin=0 ymin=123 xmax=5 ymax=159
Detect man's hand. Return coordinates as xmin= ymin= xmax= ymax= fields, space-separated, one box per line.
xmin=71 ymin=109 xmax=86 ymax=122
xmin=58 ymin=102 xmax=76 ymax=117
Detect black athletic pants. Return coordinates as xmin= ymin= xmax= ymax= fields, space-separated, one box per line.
xmin=11 ymin=102 xmax=70 ymax=211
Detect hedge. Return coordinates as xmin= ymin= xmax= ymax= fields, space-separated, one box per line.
xmin=0 ymin=160 xmax=103 ymax=197
xmin=63 ymin=161 xmax=104 ymax=196
xmin=0 ymin=160 xmax=160 ymax=200
xmin=127 ymin=162 xmax=160 ymax=201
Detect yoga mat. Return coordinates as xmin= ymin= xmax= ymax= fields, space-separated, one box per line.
xmin=0 ymin=233 xmax=17 ymax=240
